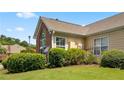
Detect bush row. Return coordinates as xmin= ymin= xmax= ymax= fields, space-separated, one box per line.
xmin=2 ymin=53 xmax=46 ymax=73
xmin=2 ymin=48 xmax=103 ymax=73
xmin=3 ymin=48 xmax=124 ymax=73
xmin=100 ymin=49 xmax=124 ymax=69
xmin=48 ymin=48 xmax=98 ymax=68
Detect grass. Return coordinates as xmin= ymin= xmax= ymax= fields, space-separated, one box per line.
xmin=0 ymin=65 xmax=124 ymax=80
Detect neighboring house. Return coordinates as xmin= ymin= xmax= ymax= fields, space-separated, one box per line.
xmin=33 ymin=13 xmax=124 ymax=55
xmin=1 ymin=44 xmax=26 ymax=54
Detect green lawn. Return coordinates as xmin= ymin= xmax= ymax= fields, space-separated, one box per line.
xmin=0 ymin=65 xmax=124 ymax=80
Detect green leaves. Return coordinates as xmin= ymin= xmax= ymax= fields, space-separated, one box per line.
xmin=3 ymin=53 xmax=46 ymax=73
xmin=0 ymin=47 xmax=6 ymax=54
xmin=48 ymin=48 xmax=66 ymax=68
xmin=65 ymin=48 xmax=86 ymax=65
xmin=101 ymin=49 xmax=124 ymax=69
xmin=84 ymin=51 xmax=98 ymax=64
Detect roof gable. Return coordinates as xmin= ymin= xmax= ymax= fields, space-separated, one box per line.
xmin=41 ymin=17 xmax=87 ymax=35
xmin=34 ymin=13 xmax=124 ymax=38
xmin=85 ymin=13 xmax=124 ymax=35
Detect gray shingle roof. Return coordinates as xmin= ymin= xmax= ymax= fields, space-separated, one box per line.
xmin=41 ymin=17 xmax=87 ymax=35
xmin=34 ymin=13 xmax=124 ymax=38
xmin=85 ymin=13 xmax=124 ymax=35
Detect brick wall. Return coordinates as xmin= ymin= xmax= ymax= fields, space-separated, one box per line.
xmin=36 ymin=22 xmax=52 ymax=53
xmin=36 ymin=30 xmax=41 ymax=53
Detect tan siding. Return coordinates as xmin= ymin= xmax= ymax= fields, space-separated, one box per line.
xmin=109 ymin=29 xmax=124 ymax=50
xmin=85 ymin=37 xmax=93 ymax=51
xmin=52 ymin=32 xmax=84 ymax=49
xmin=85 ymin=29 xmax=124 ymax=51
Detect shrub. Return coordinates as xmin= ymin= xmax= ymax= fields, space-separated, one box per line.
xmin=0 ymin=47 xmax=6 ymax=54
xmin=65 ymin=48 xmax=86 ymax=65
xmin=2 ymin=58 xmax=8 ymax=69
xmin=120 ymin=62 xmax=124 ymax=70
xmin=101 ymin=49 xmax=124 ymax=68
xmin=21 ymin=47 xmax=35 ymax=53
xmin=84 ymin=51 xmax=98 ymax=64
xmin=48 ymin=48 xmax=66 ymax=68
xmin=4 ymin=53 xmax=46 ymax=73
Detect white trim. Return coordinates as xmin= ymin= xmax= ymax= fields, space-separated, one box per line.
xmin=51 ymin=34 xmax=54 ymax=48
xmin=54 ymin=36 xmax=67 ymax=49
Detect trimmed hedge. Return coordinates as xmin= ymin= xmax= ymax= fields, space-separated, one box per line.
xmin=101 ymin=49 xmax=124 ymax=68
xmin=2 ymin=53 xmax=46 ymax=73
xmin=65 ymin=48 xmax=86 ymax=65
xmin=48 ymin=48 xmax=66 ymax=68
xmin=84 ymin=51 xmax=98 ymax=64
xmin=48 ymin=48 xmax=99 ymax=67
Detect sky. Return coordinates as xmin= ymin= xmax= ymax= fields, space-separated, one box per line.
xmin=0 ymin=12 xmax=119 ymax=44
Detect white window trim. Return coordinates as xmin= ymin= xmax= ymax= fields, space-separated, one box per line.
xmin=54 ymin=36 xmax=67 ymax=49
xmin=93 ymin=36 xmax=109 ymax=55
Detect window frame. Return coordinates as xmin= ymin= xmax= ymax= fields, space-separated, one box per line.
xmin=55 ymin=36 xmax=66 ymax=48
xmin=41 ymin=31 xmax=46 ymax=48
xmin=93 ymin=36 xmax=109 ymax=55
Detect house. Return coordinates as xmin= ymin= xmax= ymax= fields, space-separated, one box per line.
xmin=33 ymin=13 xmax=124 ymax=55
xmin=1 ymin=44 xmax=26 ymax=54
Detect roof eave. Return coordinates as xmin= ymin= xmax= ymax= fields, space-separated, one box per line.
xmin=86 ymin=25 xmax=124 ymax=36
xmin=33 ymin=17 xmax=41 ymax=39
xmin=52 ymin=29 xmax=86 ymax=36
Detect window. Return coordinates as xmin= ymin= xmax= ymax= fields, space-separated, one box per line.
xmin=94 ymin=39 xmax=101 ymax=55
xmin=101 ymin=37 xmax=108 ymax=51
xmin=41 ymin=31 xmax=46 ymax=48
xmin=94 ymin=37 xmax=108 ymax=55
xmin=55 ymin=37 xmax=65 ymax=48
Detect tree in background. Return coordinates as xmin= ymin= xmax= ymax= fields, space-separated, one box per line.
xmin=0 ymin=34 xmax=36 ymax=50
xmin=0 ymin=35 xmax=6 ymax=40
xmin=20 ymin=41 xmax=29 ymax=47
xmin=15 ymin=39 xmax=20 ymax=44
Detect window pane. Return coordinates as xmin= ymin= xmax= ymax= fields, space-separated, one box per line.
xmin=94 ymin=47 xmax=100 ymax=55
xmin=56 ymin=37 xmax=59 ymax=42
xmin=101 ymin=37 xmax=108 ymax=46
xmin=56 ymin=41 xmax=59 ymax=45
xmin=94 ymin=39 xmax=101 ymax=46
xmin=62 ymin=39 xmax=65 ymax=46
xmin=101 ymin=37 xmax=108 ymax=52
xmin=101 ymin=46 xmax=108 ymax=51
xmin=94 ymin=39 xmax=101 ymax=55
xmin=56 ymin=37 xmax=65 ymax=48
xmin=94 ymin=37 xmax=108 ymax=55
xmin=41 ymin=32 xmax=46 ymax=47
